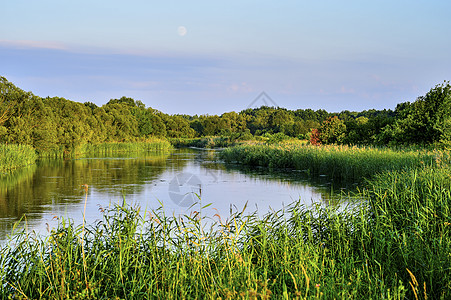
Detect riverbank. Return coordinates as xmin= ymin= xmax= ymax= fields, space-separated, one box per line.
xmin=1 ymin=161 xmax=450 ymax=298
xmin=1 ymin=143 xmax=450 ymax=298
xmin=0 ymin=138 xmax=172 ymax=172
xmin=169 ymin=136 xmax=241 ymax=148
xmin=39 ymin=137 xmax=173 ymax=158
xmin=0 ymin=144 xmax=38 ymax=173
xmin=219 ymin=142 xmax=442 ymax=184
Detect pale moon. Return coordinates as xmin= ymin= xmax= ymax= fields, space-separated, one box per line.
xmin=177 ymin=26 xmax=187 ymax=36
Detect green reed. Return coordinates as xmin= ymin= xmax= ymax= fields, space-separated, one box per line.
xmin=3 ymin=171 xmax=449 ymax=299
xmin=37 ymin=138 xmax=173 ymax=159
xmin=220 ymin=143 xmax=440 ymax=184
xmin=76 ymin=139 xmax=173 ymax=155
xmin=0 ymin=168 xmax=449 ymax=299
xmin=170 ymin=137 xmax=236 ymax=148
xmin=0 ymin=144 xmax=449 ymax=298
xmin=0 ymin=144 xmax=38 ymax=173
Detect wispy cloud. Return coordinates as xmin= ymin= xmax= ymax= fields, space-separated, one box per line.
xmin=0 ymin=40 xmax=67 ymax=50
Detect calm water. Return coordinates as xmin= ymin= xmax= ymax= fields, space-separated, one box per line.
xmin=0 ymin=148 xmax=346 ymax=241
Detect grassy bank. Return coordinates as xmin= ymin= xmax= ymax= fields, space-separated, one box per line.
xmin=76 ymin=139 xmax=172 ymax=155
xmin=0 ymin=144 xmax=38 ymax=173
xmin=219 ymin=143 xmax=442 ymax=183
xmin=170 ymin=136 xmax=238 ymax=148
xmin=1 ymin=163 xmax=450 ymax=298
xmin=0 ymin=138 xmax=172 ymax=172
xmin=38 ymin=137 xmax=173 ymax=159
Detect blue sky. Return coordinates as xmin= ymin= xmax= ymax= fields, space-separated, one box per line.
xmin=1 ymin=1 xmax=450 ymax=115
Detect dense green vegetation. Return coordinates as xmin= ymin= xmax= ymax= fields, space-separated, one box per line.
xmin=39 ymin=139 xmax=173 ymax=159
xmin=220 ymin=142 xmax=439 ymax=183
xmin=1 ymin=77 xmax=451 ymax=298
xmin=0 ymin=77 xmax=175 ymax=156
xmin=1 ymin=158 xmax=450 ymax=298
xmin=0 ymin=144 xmax=37 ymax=172
xmin=0 ymin=140 xmax=171 ymax=175
xmin=1 ymin=77 xmax=450 ymax=154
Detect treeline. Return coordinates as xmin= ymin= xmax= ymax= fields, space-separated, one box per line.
xmin=1 ymin=76 xmax=450 ymax=151
xmin=311 ymin=81 xmax=451 ymax=148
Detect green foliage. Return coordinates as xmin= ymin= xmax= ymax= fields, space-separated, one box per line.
xmin=316 ymin=116 xmax=347 ymax=144
xmin=382 ymin=81 xmax=451 ymax=146
xmin=0 ymin=144 xmax=37 ymax=172
xmin=0 ymin=78 xmax=173 ymax=155
xmin=220 ymin=143 xmax=437 ymax=183
xmin=170 ymin=136 xmax=240 ymax=148
xmin=1 ymin=76 xmax=451 ymax=150
xmin=263 ymin=132 xmax=291 ymax=144
xmin=2 ymin=159 xmax=450 ymax=298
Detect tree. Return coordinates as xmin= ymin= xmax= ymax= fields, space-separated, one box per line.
xmin=434 ymin=83 xmax=451 ymax=148
xmin=309 ymin=128 xmax=321 ymax=145
xmin=381 ymin=81 xmax=451 ymax=146
xmin=318 ymin=116 xmax=346 ymax=144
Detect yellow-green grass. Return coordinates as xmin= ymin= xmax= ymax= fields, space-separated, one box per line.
xmin=37 ymin=138 xmax=173 ymax=159
xmin=1 ymin=164 xmax=450 ymax=299
xmin=0 ymin=144 xmax=38 ymax=173
xmin=76 ymin=138 xmax=172 ymax=155
xmin=1 ymin=139 xmax=172 ymax=172
xmin=1 ymin=143 xmax=449 ymax=298
xmin=220 ymin=143 xmax=444 ymax=183
xmin=169 ymin=136 xmax=238 ymax=148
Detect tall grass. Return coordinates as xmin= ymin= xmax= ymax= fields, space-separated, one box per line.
xmin=76 ymin=139 xmax=173 ymax=155
xmin=37 ymin=137 xmax=173 ymax=159
xmin=1 ymin=143 xmax=449 ymax=298
xmin=170 ymin=136 xmax=237 ymax=148
xmin=1 ymin=164 xmax=450 ymax=299
xmin=0 ymin=144 xmax=37 ymax=173
xmin=220 ymin=143 xmax=441 ymax=183
xmin=362 ymin=164 xmax=451 ymax=299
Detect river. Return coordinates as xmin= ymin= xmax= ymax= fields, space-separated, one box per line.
xmin=0 ymin=148 xmax=346 ymax=241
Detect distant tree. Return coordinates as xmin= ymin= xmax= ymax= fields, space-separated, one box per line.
xmin=107 ymin=96 xmax=139 ymax=107
xmin=310 ymin=128 xmax=321 ymax=145
xmin=84 ymin=101 xmax=98 ymax=110
xmin=190 ymin=119 xmax=204 ymax=136
xmin=164 ymin=115 xmax=196 ymax=138
xmin=380 ymin=81 xmax=451 ymax=146
xmin=318 ymin=116 xmax=346 ymax=144
xmin=433 ymin=82 xmax=451 ymax=148
xmin=268 ymin=109 xmax=294 ymax=134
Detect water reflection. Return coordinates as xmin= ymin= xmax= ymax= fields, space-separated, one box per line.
xmin=0 ymin=148 xmax=351 ymax=241
xmin=0 ymin=151 xmax=172 ymax=238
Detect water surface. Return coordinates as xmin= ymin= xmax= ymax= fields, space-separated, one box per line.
xmin=0 ymin=148 xmax=345 ymax=240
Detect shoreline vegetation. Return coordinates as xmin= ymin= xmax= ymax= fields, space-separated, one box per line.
xmin=0 ymin=138 xmax=172 ymax=174
xmin=1 ymin=158 xmax=450 ymax=298
xmin=0 ymin=142 xmax=449 ymax=298
xmin=0 ymin=144 xmax=37 ymax=173
xmin=1 ymin=77 xmax=450 ymax=297
xmin=219 ymin=142 xmax=444 ymax=184
xmin=1 ymin=77 xmax=450 ymax=156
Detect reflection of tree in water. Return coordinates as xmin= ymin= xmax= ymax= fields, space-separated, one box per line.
xmin=0 ymin=164 xmax=37 ymax=218
xmin=0 ymin=152 xmax=175 ymax=236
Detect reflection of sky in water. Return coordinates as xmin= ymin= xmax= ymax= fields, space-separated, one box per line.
xmin=0 ymin=149 xmax=353 ymax=243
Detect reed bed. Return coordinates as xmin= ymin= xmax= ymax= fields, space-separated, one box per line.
xmin=1 ymin=164 xmax=450 ymax=299
xmin=0 ymin=144 xmax=38 ymax=173
xmin=76 ymin=139 xmax=173 ymax=155
xmin=37 ymin=138 xmax=173 ymax=159
xmin=170 ymin=137 xmax=236 ymax=148
xmin=219 ymin=143 xmax=441 ymax=183
xmin=1 ymin=144 xmax=449 ymax=298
